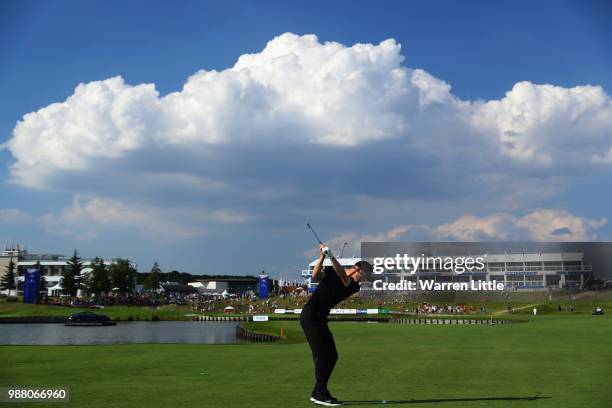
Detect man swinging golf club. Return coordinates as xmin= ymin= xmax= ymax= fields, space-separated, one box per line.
xmin=300 ymin=242 xmax=371 ymax=406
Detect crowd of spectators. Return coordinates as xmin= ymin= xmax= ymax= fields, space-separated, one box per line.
xmin=192 ymin=289 xmax=310 ymax=314
xmin=412 ymin=302 xmax=479 ymax=315
xmin=44 ymin=294 xmax=168 ymax=308
xmin=37 ymin=288 xmax=490 ymax=316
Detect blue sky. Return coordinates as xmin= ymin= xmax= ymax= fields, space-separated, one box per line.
xmin=1 ymin=0 xmax=611 ymax=277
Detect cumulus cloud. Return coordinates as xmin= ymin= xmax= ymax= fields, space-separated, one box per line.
xmin=425 ymin=209 xmax=607 ymax=241
xmin=472 ymin=81 xmax=612 ymax=167
xmin=313 ymin=209 xmax=608 ymax=258
xmin=434 ymin=214 xmax=517 ymax=241
xmin=41 ymin=195 xmax=254 ymax=242
xmin=8 ymin=33 xmax=611 ymax=187
xmin=433 ymin=210 xmax=608 ymax=241
xmin=303 ymin=225 xmax=429 ymax=259
xmin=4 ymin=33 xmax=612 ymax=244
xmin=513 ymin=210 xmax=608 ymax=241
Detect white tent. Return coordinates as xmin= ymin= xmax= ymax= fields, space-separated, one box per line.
xmin=48 ymin=282 xmax=62 ymax=297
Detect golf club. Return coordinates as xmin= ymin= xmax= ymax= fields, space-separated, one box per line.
xmin=307 ymin=222 xmax=334 ymax=257
xmin=306 ymin=222 xmax=323 ymax=245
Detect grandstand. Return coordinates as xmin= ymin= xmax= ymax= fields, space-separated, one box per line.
xmin=305 ymin=251 xmax=594 ymax=291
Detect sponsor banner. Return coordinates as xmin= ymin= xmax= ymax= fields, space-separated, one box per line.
xmin=253 ymin=315 xmax=269 ymax=322
xmin=330 ymin=309 xmax=357 ymax=314
xmin=273 ymin=309 xmax=302 ymax=314
xmin=275 ymin=308 xmax=374 ymax=315
xmin=23 ymin=268 xmax=41 ymax=304
xmin=258 ymin=274 xmax=269 ymax=299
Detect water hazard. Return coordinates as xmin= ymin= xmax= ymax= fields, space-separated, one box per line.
xmin=0 ymin=321 xmax=241 ymax=345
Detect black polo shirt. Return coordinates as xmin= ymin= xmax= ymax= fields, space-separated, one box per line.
xmin=301 ymin=266 xmax=360 ymax=322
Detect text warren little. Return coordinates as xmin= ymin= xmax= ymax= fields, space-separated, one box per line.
xmin=373 ymin=279 xmax=505 ymax=291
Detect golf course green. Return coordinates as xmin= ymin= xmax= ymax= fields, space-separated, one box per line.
xmin=1 ymin=313 xmax=611 ymax=407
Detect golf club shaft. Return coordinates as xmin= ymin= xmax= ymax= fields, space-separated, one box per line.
xmin=306 ymin=222 xmax=323 ymax=244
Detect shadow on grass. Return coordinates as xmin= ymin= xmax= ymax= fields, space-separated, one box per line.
xmin=343 ymin=394 xmax=550 ymax=405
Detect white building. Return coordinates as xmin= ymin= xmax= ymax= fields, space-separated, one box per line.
xmin=306 ymin=251 xmax=593 ymax=291
xmin=1 ymin=246 xmax=133 ymax=296
xmin=188 ymin=277 xmax=259 ymax=295
xmin=188 ymin=280 xmax=229 ymax=293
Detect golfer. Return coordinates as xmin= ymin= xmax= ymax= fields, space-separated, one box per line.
xmin=300 ymin=243 xmax=370 ymax=406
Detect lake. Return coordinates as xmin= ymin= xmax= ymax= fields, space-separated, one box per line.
xmin=0 ymin=321 xmax=242 ymax=345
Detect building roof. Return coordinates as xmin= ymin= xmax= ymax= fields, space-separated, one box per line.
xmin=196 ymin=277 xmax=258 ymax=283
xmin=308 ymin=257 xmax=362 ymax=267
xmin=310 ymin=252 xmax=585 ymax=266
xmin=18 ymin=259 xmax=114 ymax=266
xmin=484 ymin=252 xmax=583 ymax=262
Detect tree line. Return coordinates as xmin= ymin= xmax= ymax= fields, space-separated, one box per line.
xmin=58 ymin=250 xmax=139 ymax=296
xmin=0 ymin=250 xmax=139 ymax=298
xmin=1 ymin=249 xmax=262 ymax=298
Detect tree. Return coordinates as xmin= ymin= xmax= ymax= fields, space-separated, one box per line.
xmin=86 ymin=257 xmax=112 ymax=297
xmin=110 ymin=258 xmax=137 ymax=294
xmin=0 ymin=258 xmax=17 ymax=296
xmin=143 ymin=262 xmax=162 ymax=292
xmin=62 ymin=249 xmax=83 ymax=296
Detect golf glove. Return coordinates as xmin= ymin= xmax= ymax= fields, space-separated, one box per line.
xmin=321 ymin=246 xmax=334 ymax=258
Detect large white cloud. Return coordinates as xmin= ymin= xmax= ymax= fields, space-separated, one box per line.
xmin=8 ymin=32 xmax=611 ymax=189
xmin=3 ymin=33 xmax=612 ymax=244
xmin=472 ymin=81 xmax=612 ymax=166
xmin=7 ymin=33 xmax=459 ymax=189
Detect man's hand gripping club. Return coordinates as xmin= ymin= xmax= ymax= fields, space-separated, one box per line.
xmin=316 ymin=243 xmax=351 ymax=287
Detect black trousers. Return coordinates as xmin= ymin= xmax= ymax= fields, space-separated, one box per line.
xmin=300 ymin=318 xmax=338 ymax=397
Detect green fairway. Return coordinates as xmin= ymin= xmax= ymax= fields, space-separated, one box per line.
xmin=1 ymin=314 xmax=611 ymax=408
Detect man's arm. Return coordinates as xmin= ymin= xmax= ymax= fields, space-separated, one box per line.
xmin=311 ymin=244 xmax=326 ymax=282
xmin=330 ymin=254 xmax=351 ymax=287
